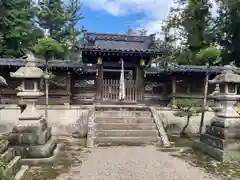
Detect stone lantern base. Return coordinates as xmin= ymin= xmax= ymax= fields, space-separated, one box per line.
xmin=8 ymin=118 xmax=61 ymax=165
xmin=195 ymin=118 xmax=240 ymax=162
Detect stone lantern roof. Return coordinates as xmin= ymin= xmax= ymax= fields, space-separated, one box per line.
xmin=209 ymin=65 xmax=240 ymax=84
xmin=10 ymin=53 xmax=44 ymax=79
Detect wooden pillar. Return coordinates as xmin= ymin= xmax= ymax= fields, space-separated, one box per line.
xmin=136 ymin=65 xmax=139 ymax=102
xmin=139 ymin=67 xmax=144 ymax=101
xmin=96 ymin=57 xmax=103 ymax=103
xmin=171 ymin=74 xmax=176 ymax=106
xmin=70 ymin=73 xmax=75 ymax=105
xmin=65 ymin=72 xmax=72 ymax=104
xmin=136 ymin=63 xmax=144 ymax=102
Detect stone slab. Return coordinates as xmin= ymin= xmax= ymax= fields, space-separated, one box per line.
xmin=200 ymin=133 xmax=225 ymax=150
xmin=95 ymin=117 xmax=154 ymax=123
xmin=9 ymin=127 xmax=52 ymax=145
xmin=4 ymin=156 xmax=21 ymax=179
xmin=20 ymin=143 xmax=62 ymax=166
xmin=95 ymin=130 xmax=158 ymax=137
xmin=206 ymin=125 xmax=240 ymax=139
xmin=95 ymin=136 xmax=160 ymax=146
xmin=96 ymin=123 xmax=157 ymax=130
xmin=0 ymin=139 xmax=9 ymax=153
xmin=1 ymin=148 xmax=15 ymax=163
xmin=11 ymin=136 xmax=57 ymax=158
xmin=12 ymin=119 xmax=47 ymax=133
xmin=194 ymin=140 xmax=240 ymax=162
xmin=211 ymin=118 xmax=240 ymax=128
xmin=13 ymin=165 xmax=30 ymax=180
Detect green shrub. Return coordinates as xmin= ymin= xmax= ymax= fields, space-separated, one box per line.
xmin=0 ymin=159 xmax=7 ymax=180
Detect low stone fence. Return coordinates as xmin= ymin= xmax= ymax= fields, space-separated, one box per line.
xmin=156 ymin=107 xmax=215 ymax=135
xmin=0 ymin=104 xmax=92 ymax=137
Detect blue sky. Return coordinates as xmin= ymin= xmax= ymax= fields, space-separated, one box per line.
xmin=81 ymin=7 xmax=147 ymax=34
xmin=79 ymin=0 xmax=217 ymax=35
xmin=79 ymin=0 xmax=174 ymax=35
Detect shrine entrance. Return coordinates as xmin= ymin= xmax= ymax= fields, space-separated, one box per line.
xmin=102 ymin=79 xmax=137 ymax=102
xmin=96 ymin=63 xmax=143 ymax=104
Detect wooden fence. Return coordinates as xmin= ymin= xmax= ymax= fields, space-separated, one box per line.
xmin=102 ymin=79 xmax=136 ymax=102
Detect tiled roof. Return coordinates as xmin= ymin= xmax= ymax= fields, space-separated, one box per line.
xmin=81 ymin=32 xmax=157 ymax=53
xmin=0 ymin=58 xmax=237 ymax=74
xmin=0 ymin=58 xmax=83 ymax=68
xmin=145 ymin=64 xmax=237 ymax=74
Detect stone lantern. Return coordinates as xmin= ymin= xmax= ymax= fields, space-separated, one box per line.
xmin=8 ymin=54 xmax=59 ymax=164
xmin=197 ymin=65 xmax=240 ymax=161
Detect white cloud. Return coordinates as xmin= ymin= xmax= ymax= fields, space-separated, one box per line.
xmin=81 ymin=0 xmax=218 ymax=35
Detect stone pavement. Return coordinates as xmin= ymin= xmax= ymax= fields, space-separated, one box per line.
xmin=56 ymin=146 xmax=218 ymax=180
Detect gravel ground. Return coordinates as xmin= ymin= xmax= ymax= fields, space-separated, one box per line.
xmin=56 ymin=146 xmax=218 ymax=180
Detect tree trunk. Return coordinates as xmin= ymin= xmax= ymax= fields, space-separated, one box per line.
xmin=181 ymin=115 xmax=191 ymax=137
xmin=199 ymin=73 xmax=209 ymax=134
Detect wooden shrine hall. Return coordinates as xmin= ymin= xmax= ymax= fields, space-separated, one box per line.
xmin=80 ymin=32 xmax=161 ymax=104
xmin=0 ymin=32 xmax=231 ymax=105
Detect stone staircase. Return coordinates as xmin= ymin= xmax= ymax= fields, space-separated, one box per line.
xmin=0 ymin=138 xmax=29 ymax=180
xmin=89 ymin=106 xmax=161 ymax=146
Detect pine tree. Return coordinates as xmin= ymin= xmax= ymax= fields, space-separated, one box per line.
xmin=37 ymin=0 xmax=67 ymax=42
xmin=0 ymin=0 xmax=39 ymax=57
xmin=166 ymin=0 xmax=214 ymax=65
xmin=215 ymin=0 xmax=240 ymax=66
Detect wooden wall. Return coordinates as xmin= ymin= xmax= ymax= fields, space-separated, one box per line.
xmin=0 ymin=66 xmax=218 ymax=105
xmin=143 ymin=72 xmax=217 ymax=105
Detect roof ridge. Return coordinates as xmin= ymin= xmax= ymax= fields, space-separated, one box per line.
xmin=86 ymin=32 xmax=151 ymax=38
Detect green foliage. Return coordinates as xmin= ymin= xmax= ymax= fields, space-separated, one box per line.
xmin=165 ymin=0 xmax=215 ymax=65
xmin=171 ymin=98 xmax=207 ymax=118
xmin=37 ymin=0 xmax=67 ymax=42
xmin=36 ymin=0 xmax=83 ymax=60
xmin=196 ymin=46 xmax=221 ymax=66
xmin=0 ymin=0 xmax=42 ymax=57
xmin=33 ymin=37 xmax=64 ymax=61
xmin=172 ymin=98 xmax=207 ymax=136
xmin=215 ymin=0 xmax=240 ymax=66
xmin=0 ymin=159 xmax=7 ymax=180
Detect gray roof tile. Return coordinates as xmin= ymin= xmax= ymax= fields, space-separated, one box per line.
xmin=81 ymin=32 xmax=156 ymax=52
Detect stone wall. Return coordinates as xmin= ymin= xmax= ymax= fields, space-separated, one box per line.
xmin=156 ymin=107 xmax=215 ymax=135
xmin=0 ymin=105 xmax=91 ymax=137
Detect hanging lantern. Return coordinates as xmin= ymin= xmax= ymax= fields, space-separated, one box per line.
xmin=97 ymin=57 xmax=102 ymax=65
xmin=140 ymin=59 xmax=145 ymax=66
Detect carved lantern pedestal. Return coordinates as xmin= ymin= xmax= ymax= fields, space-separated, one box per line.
xmin=8 ymin=54 xmax=60 ymax=165
xmin=196 ymin=66 xmax=240 ymax=162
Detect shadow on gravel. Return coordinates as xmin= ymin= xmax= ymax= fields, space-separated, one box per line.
xmin=25 ymin=137 xmax=89 ymax=180
xmin=166 ymin=135 xmax=240 ymax=180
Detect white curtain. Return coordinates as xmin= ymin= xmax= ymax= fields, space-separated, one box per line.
xmin=119 ymin=58 xmax=125 ymax=100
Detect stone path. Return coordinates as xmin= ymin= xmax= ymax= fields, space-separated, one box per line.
xmin=56 ymin=146 xmax=218 ymax=180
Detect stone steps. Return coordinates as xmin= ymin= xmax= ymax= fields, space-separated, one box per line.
xmin=94 ymin=137 xmax=160 ymax=146
xmin=91 ymin=106 xmax=161 ymax=147
xmin=95 ymin=130 xmax=158 ymax=137
xmin=96 ymin=123 xmax=157 ymax=130
xmin=95 ymin=111 xmax=152 ymax=117
xmin=95 ymin=117 xmax=154 ymax=123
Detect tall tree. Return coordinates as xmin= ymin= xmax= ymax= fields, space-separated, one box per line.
xmin=215 ymin=0 xmax=240 ymax=66
xmin=166 ymin=0 xmax=214 ymax=65
xmin=0 ymin=0 xmax=40 ymax=57
xmin=63 ymin=0 xmax=84 ymax=60
xmin=37 ymin=0 xmax=67 ymax=42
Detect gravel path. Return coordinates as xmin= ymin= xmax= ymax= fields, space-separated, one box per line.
xmin=56 ymin=146 xmax=218 ymax=180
